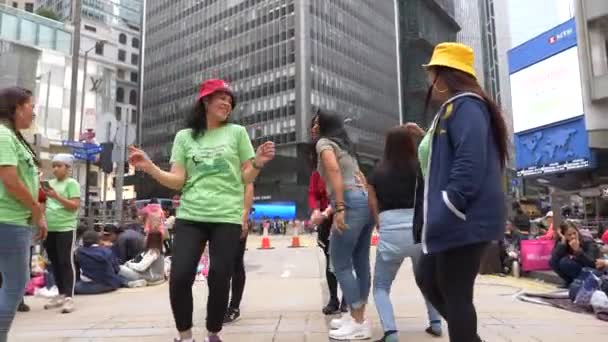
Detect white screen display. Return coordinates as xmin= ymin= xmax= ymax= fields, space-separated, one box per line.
xmin=510 ymin=47 xmax=584 ymax=133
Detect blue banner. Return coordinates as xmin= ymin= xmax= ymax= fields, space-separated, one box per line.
xmin=514 ymin=116 xmax=594 ymax=176
xmin=508 ymin=18 xmax=577 ymax=74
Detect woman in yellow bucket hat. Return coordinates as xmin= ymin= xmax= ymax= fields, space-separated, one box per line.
xmin=405 ymin=42 xmax=510 ymax=342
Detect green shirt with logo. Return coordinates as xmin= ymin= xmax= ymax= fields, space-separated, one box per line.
xmin=46 ymin=178 xmax=80 ymax=231
xmin=0 ymin=124 xmax=39 ymax=227
xmin=170 ymin=124 xmax=255 ymax=225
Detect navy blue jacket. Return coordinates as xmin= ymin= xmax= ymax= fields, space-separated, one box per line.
xmin=77 ymin=246 xmax=124 ymax=289
xmin=421 ymin=93 xmax=506 ymax=254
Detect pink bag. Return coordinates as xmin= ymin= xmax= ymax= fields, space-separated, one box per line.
xmin=520 ymin=240 xmax=555 ymax=272
xmin=24 ymin=276 xmax=45 ymax=296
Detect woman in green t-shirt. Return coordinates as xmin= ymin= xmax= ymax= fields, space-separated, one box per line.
xmin=0 ymin=87 xmax=47 ymax=341
xmin=42 ymin=153 xmax=81 ymax=314
xmin=128 ymin=79 xmax=275 ymax=342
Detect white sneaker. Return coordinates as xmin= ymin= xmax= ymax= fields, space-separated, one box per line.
xmin=44 ymin=295 xmax=65 ymax=310
xmin=61 ymin=297 xmax=75 ymax=314
xmin=330 ymin=314 xmax=352 ymax=330
xmin=328 ymin=319 xmax=371 ymax=340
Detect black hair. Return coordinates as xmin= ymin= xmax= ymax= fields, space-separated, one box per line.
xmin=103 ymin=223 xmax=122 ymax=235
xmin=316 ymin=109 xmax=356 ymax=157
xmin=0 ymin=87 xmax=39 ymax=166
xmin=186 ymin=92 xmax=235 ymax=139
xmin=145 ymin=230 xmax=163 ymax=251
xmin=82 ymin=230 xmax=100 ymax=247
xmin=149 ymin=198 xmax=159 ymax=204
xmin=309 ymin=113 xmax=319 ymax=169
xmin=378 ymin=126 xmax=419 ymax=175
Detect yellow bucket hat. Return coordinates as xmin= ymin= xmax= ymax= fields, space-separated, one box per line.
xmin=423 ymin=42 xmax=477 ymax=79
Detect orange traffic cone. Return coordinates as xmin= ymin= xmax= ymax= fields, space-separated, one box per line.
xmin=371 ymin=232 xmax=379 ymax=246
xmin=258 ymin=225 xmax=274 ymax=250
xmin=288 ymin=220 xmax=304 ymax=248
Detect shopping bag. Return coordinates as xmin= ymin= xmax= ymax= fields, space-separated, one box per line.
xmin=520 ymin=239 xmax=555 ymax=272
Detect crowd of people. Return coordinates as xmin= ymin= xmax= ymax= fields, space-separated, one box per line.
xmin=2 ymin=41 xmax=598 ymax=342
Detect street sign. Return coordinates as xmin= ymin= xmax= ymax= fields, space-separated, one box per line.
xmin=73 ymin=151 xmax=96 ymax=161
xmin=62 ymin=140 xmax=85 ymax=149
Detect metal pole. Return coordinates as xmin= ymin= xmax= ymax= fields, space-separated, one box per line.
xmin=102 ymin=172 xmax=108 ymax=222
xmin=79 ymin=51 xmax=88 ymax=136
xmin=85 ymin=158 xmax=93 ymax=228
xmin=393 ymin=0 xmax=403 ymax=125
xmin=44 ymin=71 xmax=51 ymax=137
xmin=68 ymin=0 xmax=82 ymax=141
xmin=115 ymin=111 xmax=126 ymax=224
xmin=137 ymin=0 xmax=147 ymax=146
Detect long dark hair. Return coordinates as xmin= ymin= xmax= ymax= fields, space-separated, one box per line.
xmin=0 ymin=87 xmax=39 ymax=166
xmin=145 ymin=230 xmax=163 ymax=251
xmin=185 ymin=92 xmax=235 ymax=139
xmin=317 ymin=109 xmax=355 ymax=157
xmin=309 ymin=114 xmax=319 ymax=169
xmin=379 ymin=126 xmax=419 ymax=174
xmin=425 ymin=66 xmax=510 ymax=168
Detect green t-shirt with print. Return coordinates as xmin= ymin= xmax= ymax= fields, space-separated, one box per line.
xmin=170 ymin=124 xmax=255 ymax=225
xmin=46 ymin=178 xmax=81 ymax=231
xmin=0 ymin=124 xmax=39 ymax=227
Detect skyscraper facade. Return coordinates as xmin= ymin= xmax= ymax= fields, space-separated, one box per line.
xmin=35 ymin=0 xmax=141 ymax=27
xmin=141 ymin=0 xmax=399 ymax=215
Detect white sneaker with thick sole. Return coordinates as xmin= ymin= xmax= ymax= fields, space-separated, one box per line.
xmin=330 ymin=315 xmax=352 ymax=330
xmin=44 ymin=295 xmax=65 ymax=310
xmin=61 ymin=298 xmax=75 ymax=314
xmin=328 ymin=319 xmax=371 ymax=340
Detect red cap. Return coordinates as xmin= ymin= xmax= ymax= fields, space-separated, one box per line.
xmin=197 ymin=79 xmax=234 ymax=101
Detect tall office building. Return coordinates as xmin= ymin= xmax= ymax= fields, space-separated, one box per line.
xmin=35 ymin=0 xmax=141 ymax=27
xmin=141 ymin=0 xmax=399 ymax=215
xmin=396 ymin=0 xmax=460 ymax=127
xmin=1 ymin=0 xmax=34 ymax=12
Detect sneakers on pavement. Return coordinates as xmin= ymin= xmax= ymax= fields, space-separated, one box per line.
xmin=204 ymin=335 xmax=222 ymax=342
xmin=127 ymin=279 xmax=148 ymax=288
xmin=44 ymin=295 xmax=65 ymax=310
xmin=61 ymin=297 xmax=75 ymax=314
xmin=330 ymin=314 xmax=352 ymax=330
xmin=329 ymin=319 xmax=371 ymax=340
xmin=223 ymin=307 xmax=241 ymax=324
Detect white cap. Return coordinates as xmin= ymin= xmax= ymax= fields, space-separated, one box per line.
xmin=52 ymin=153 xmax=75 ymax=167
xmin=545 ymin=211 xmax=554 ymax=218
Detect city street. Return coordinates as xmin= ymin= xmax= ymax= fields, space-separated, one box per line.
xmin=10 ymin=235 xmax=607 ymax=342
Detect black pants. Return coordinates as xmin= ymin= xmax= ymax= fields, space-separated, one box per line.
xmin=170 ymin=220 xmax=241 ymax=333
xmin=228 ymin=235 xmax=247 ymax=309
xmin=317 ymin=217 xmax=340 ymax=304
xmin=45 ymin=231 xmax=76 ymax=298
xmin=415 ymin=242 xmax=488 ymax=342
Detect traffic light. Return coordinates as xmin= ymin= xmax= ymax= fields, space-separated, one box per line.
xmin=98 ymin=142 xmax=114 ymax=173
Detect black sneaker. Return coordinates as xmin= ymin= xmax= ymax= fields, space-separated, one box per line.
xmin=223 ymin=307 xmax=240 ymax=324
xmin=322 ymin=301 xmax=340 ymax=315
xmin=17 ymin=302 xmax=30 ymax=312
xmin=339 ymin=300 xmax=348 ymax=313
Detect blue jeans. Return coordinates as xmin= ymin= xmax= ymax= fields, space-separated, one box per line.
xmin=0 ymin=224 xmax=33 ymax=342
xmin=550 ymin=256 xmax=583 ymax=285
xmin=373 ymin=209 xmax=441 ymax=335
xmin=330 ymin=189 xmax=373 ymax=310
xmin=75 ymin=281 xmax=118 ymax=295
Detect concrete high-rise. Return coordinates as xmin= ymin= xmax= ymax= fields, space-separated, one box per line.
xmin=141 ymin=0 xmax=400 ymax=216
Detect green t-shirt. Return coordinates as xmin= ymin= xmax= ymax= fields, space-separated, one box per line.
xmin=418 ymin=132 xmax=432 ymax=177
xmin=0 ymin=124 xmax=39 ymax=227
xmin=46 ymin=178 xmax=80 ymax=231
xmin=170 ymin=124 xmax=255 ymax=225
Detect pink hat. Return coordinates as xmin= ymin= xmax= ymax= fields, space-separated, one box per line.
xmin=197 ymin=79 xmax=234 ymax=102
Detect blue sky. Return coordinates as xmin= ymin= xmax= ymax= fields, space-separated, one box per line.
xmin=508 ymin=0 xmax=575 ymax=47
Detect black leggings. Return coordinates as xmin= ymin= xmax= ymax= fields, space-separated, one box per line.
xmin=228 ymin=236 xmax=247 ymax=309
xmin=45 ymin=231 xmax=76 ymax=298
xmin=170 ymin=220 xmax=241 ymax=333
xmin=415 ymin=242 xmax=488 ymax=342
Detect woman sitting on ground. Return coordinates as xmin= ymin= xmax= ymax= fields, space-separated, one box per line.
xmin=549 ymin=221 xmax=599 ymax=287
xmin=75 ymin=230 xmax=126 ymax=295
xmin=118 ymin=219 xmax=165 ymax=287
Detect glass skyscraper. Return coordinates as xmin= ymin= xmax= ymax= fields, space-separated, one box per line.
xmin=35 ymin=0 xmax=142 ymax=27
xmin=141 ymin=0 xmax=399 ymax=215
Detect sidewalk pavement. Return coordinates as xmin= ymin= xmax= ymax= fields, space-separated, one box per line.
xmin=9 ymin=235 xmax=607 ymax=342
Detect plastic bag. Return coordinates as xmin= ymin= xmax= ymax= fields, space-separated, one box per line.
xmin=590 ymin=290 xmax=608 ymax=314
xmin=574 ymin=272 xmax=602 ymax=307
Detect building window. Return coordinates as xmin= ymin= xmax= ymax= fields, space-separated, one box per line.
xmin=119 ymin=33 xmax=127 ymax=44
xmin=132 ymin=38 xmax=140 ymax=49
xmin=116 ymin=87 xmax=124 ymax=103
xmin=12 ymin=2 xmax=17 ymax=8
xmin=95 ymin=42 xmax=104 ymax=55
xmin=118 ymin=50 xmax=126 ymax=62
xmin=129 ymin=90 xmax=137 ymax=105
xmin=117 ymin=69 xmax=125 ymax=80
xmin=115 ymin=106 xmax=122 ymax=121
xmin=130 ymin=72 xmax=138 ymax=83
xmin=84 ymin=25 xmax=96 ymax=32
xmin=25 ymin=3 xmax=34 ymax=12
xmin=131 ymin=53 xmax=139 ymax=65
xmin=131 ymin=109 xmax=137 ymax=124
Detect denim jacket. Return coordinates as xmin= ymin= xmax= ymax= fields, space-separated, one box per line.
xmin=420 ymin=92 xmax=506 ymax=254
